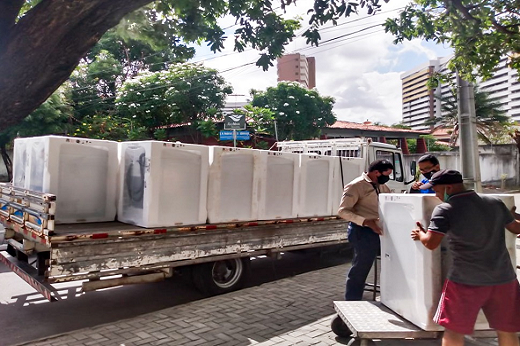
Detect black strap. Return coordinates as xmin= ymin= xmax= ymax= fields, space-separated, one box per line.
xmin=370 ymin=182 xmax=380 ymax=195
xmin=339 ymin=156 xmax=345 ymax=188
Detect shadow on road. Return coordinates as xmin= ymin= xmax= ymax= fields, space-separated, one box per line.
xmin=1 ymin=245 xmax=352 ymax=346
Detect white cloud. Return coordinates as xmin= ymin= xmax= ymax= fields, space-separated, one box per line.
xmin=191 ymin=0 xmax=453 ymax=125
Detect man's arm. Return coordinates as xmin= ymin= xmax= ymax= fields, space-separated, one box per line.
xmin=338 ymin=182 xmax=382 ymax=234
xmin=505 ymin=206 xmax=520 ymax=234
xmin=505 ymin=220 xmax=520 ymax=234
xmin=411 ymin=222 xmax=444 ymax=250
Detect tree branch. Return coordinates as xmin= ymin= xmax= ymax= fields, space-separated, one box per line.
xmin=491 ymin=18 xmax=520 ymax=36
xmin=0 ymin=0 xmax=154 ymax=131
xmin=445 ymin=0 xmax=481 ymax=24
xmin=0 ymin=0 xmax=24 ymax=48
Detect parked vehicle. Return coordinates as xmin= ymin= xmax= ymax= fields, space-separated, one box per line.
xmin=0 ymin=138 xmax=412 ymax=302
xmin=277 ymin=138 xmax=411 ymax=192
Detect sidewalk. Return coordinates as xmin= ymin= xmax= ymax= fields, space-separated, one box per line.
xmin=17 ymin=261 xmax=504 ymax=346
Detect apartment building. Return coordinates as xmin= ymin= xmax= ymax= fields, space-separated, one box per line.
xmin=277 ymin=53 xmax=316 ymax=89
xmin=479 ymin=58 xmax=520 ymax=120
xmin=401 ymin=57 xmax=451 ymax=130
xmin=401 ymin=56 xmax=520 ymax=130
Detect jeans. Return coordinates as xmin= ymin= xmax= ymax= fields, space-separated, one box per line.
xmin=345 ymin=222 xmax=380 ymax=301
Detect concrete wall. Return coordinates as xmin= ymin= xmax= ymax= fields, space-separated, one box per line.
xmin=404 ymin=144 xmax=520 ymax=188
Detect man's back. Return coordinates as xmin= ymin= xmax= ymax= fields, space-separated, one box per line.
xmin=429 ymin=191 xmax=516 ymax=285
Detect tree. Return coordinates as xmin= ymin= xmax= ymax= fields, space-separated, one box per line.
xmin=0 ymin=89 xmax=72 ymax=180
xmin=251 ymin=82 xmax=336 ymax=140
xmin=116 ymin=63 xmax=232 ymax=141
xmin=384 ymin=0 xmax=520 ymax=82
xmin=0 ymin=0 xmax=382 ymax=133
xmin=69 ymin=6 xmax=199 ymax=123
xmin=424 ymin=87 xmax=512 ymax=146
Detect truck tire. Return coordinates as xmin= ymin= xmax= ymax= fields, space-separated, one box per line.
xmin=192 ymin=257 xmax=251 ymax=296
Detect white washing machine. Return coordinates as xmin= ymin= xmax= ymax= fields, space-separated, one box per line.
xmin=379 ymin=193 xmax=517 ymax=331
xmin=118 ymin=141 xmax=209 ymax=228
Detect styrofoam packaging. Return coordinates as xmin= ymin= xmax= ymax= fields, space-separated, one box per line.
xmin=118 ymin=141 xmax=209 ymax=228
xmin=207 ymin=146 xmax=264 ymax=223
xmin=16 ymin=135 xmax=118 ymax=224
xmin=298 ymin=154 xmax=335 ymax=217
xmin=257 ymin=151 xmax=299 ymax=220
xmin=331 ymin=157 xmax=364 ymax=215
xmin=380 ymin=193 xmax=518 ymax=331
xmin=12 ymin=137 xmax=30 ymax=188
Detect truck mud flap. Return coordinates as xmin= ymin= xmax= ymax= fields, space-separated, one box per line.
xmin=0 ymin=251 xmax=57 ymax=302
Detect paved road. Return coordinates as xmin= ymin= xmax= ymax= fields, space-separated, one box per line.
xmin=0 ymin=247 xmax=350 ymax=346
xmin=14 ymin=261 xmax=505 ymax=346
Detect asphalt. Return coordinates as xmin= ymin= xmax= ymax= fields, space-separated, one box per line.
xmin=16 ymin=261 xmax=506 ymax=346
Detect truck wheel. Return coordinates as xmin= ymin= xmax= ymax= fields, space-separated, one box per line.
xmin=192 ymin=257 xmax=250 ymax=296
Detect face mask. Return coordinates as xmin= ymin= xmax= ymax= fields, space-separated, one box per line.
xmin=423 ymin=170 xmax=438 ymax=180
xmin=377 ymin=174 xmax=390 ymax=184
xmin=443 ymin=189 xmax=450 ymax=202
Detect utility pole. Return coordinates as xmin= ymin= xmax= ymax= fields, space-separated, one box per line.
xmin=457 ymin=74 xmax=482 ymax=192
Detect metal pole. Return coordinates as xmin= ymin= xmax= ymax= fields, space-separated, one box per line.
xmin=457 ymin=74 xmax=482 ymax=192
xmin=274 ymin=120 xmax=279 ymax=142
xmin=233 ymin=129 xmax=237 ymax=148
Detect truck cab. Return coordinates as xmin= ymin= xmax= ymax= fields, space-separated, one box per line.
xmin=276 ymin=138 xmax=409 ymax=193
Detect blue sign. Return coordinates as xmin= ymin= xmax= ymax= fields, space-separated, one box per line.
xmin=219 ymin=130 xmax=250 ymax=141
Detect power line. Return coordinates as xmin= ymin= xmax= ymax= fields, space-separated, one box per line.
xmin=72 ymin=26 xmax=388 ymax=112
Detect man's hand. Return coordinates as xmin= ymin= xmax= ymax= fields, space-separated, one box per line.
xmin=411 ymin=221 xmax=426 ymax=241
xmin=411 ymin=181 xmax=423 ymax=191
xmin=511 ymin=206 xmax=520 ymax=221
xmin=363 ymin=219 xmax=383 ymax=235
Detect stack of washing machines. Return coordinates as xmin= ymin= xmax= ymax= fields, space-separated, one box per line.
xmin=12 ymin=136 xmax=362 ymax=228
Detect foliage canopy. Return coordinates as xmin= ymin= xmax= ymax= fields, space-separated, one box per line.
xmin=385 ymin=0 xmax=520 ymax=81
xmin=251 ymin=82 xmax=336 ymax=140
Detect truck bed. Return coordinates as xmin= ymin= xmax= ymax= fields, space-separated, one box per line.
xmin=0 ymin=183 xmax=350 ymax=301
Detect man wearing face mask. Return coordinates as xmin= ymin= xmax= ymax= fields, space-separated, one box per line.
xmin=412 ymin=169 xmax=520 ymax=346
xmin=338 ymin=159 xmax=394 ymax=301
xmin=410 ymin=154 xmax=441 ymax=194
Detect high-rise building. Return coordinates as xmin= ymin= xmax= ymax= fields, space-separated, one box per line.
xmin=401 ymin=57 xmax=451 ymax=130
xmin=401 ymin=56 xmax=520 ymax=130
xmin=479 ymin=58 xmax=520 ymax=120
xmin=277 ymin=53 xmax=316 ymax=89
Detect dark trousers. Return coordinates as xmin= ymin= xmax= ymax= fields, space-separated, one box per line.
xmin=345 ymin=222 xmax=380 ymax=301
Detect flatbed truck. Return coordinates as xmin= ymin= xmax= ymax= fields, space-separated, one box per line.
xmin=0 ymin=183 xmax=349 ymax=302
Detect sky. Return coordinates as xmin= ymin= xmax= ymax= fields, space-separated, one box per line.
xmin=190 ymin=0 xmax=453 ymax=126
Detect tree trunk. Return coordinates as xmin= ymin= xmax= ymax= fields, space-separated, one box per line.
xmin=0 ymin=0 xmax=154 ymax=132
xmin=0 ymin=143 xmax=13 ymax=182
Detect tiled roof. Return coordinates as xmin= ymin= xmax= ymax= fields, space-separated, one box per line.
xmin=431 ymin=126 xmax=452 ymax=136
xmin=328 ymin=121 xmax=429 ymax=134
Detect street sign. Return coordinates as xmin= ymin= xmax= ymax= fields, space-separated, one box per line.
xmin=219 ymin=130 xmax=250 ymax=141
xmin=224 ymin=114 xmax=246 ymax=130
